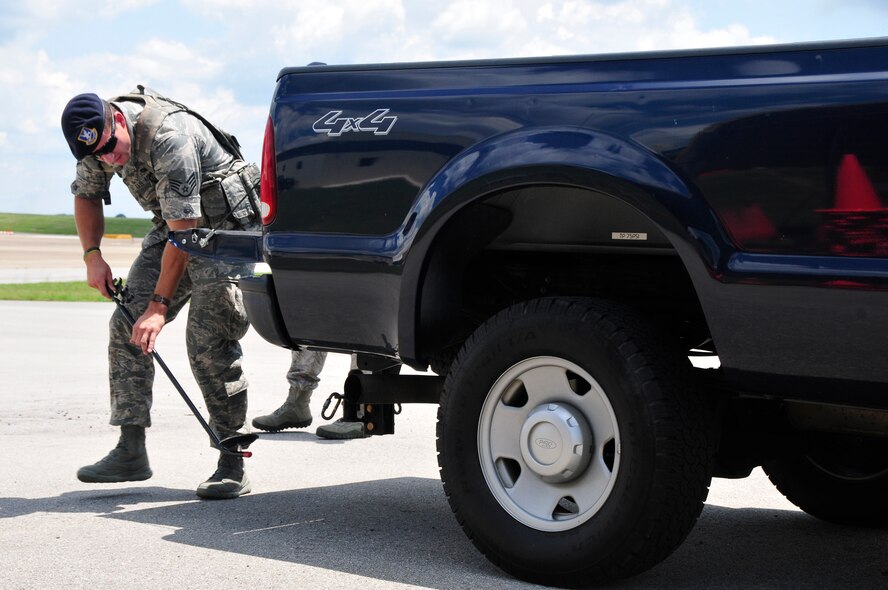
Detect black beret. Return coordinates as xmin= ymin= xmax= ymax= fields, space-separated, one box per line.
xmin=61 ymin=93 xmax=106 ymax=160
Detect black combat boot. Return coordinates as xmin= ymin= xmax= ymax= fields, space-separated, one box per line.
xmin=77 ymin=425 xmax=152 ymax=483
xmin=196 ymin=453 xmax=251 ymax=500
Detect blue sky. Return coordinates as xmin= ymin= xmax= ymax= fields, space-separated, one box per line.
xmin=1 ymin=0 xmax=885 ymax=219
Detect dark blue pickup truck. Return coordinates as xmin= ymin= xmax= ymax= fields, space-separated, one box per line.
xmin=176 ymin=38 xmax=888 ymax=587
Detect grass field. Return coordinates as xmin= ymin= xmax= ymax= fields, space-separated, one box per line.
xmin=0 ymin=212 xmax=152 ymax=237
xmin=0 ymin=281 xmax=108 ymax=302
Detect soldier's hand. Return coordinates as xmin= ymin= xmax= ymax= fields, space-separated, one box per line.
xmin=131 ymin=309 xmax=166 ymax=354
xmin=85 ymin=255 xmax=114 ymax=299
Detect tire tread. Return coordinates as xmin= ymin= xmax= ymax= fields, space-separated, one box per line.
xmin=436 ymin=297 xmax=716 ymax=587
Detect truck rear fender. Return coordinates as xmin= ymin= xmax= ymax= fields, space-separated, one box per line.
xmin=397 ymin=127 xmax=729 ymax=365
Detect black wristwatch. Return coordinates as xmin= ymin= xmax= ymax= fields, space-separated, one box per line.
xmin=151 ymin=294 xmax=171 ymax=306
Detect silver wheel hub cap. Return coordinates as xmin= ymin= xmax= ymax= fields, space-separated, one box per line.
xmin=519 ymin=403 xmax=592 ymax=483
xmin=478 ymin=356 xmax=621 ymax=532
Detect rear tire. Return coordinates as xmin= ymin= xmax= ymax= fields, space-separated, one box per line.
xmin=764 ymin=432 xmax=888 ymax=527
xmin=436 ymin=297 xmax=715 ymax=587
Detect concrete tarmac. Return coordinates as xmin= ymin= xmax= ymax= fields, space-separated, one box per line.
xmin=1 ymin=234 xmax=886 ymax=589
xmin=0 ymin=233 xmax=140 ymax=283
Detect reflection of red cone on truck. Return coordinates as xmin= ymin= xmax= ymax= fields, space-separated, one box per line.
xmin=833 ymin=153 xmax=882 ymax=211
xmin=819 ymin=153 xmax=888 ymax=256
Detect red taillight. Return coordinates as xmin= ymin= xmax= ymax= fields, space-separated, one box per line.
xmin=259 ymin=116 xmax=278 ymax=225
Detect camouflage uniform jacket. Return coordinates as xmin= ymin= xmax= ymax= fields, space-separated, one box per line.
xmin=70 ymin=91 xmax=258 ymax=249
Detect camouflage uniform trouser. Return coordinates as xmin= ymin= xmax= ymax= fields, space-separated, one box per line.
xmin=108 ymin=240 xmax=253 ymax=440
xmin=287 ymin=349 xmax=327 ymax=393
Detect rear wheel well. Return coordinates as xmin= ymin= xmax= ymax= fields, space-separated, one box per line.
xmin=416 ymin=185 xmax=711 ymax=372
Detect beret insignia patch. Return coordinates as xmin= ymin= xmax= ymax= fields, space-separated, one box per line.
xmin=78 ymin=127 xmax=98 ymax=146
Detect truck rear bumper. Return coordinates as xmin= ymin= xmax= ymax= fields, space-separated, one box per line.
xmin=169 ymin=229 xmax=293 ymax=349
xmin=239 ymin=274 xmax=293 ymax=349
xmin=169 ymin=228 xmax=263 ymax=263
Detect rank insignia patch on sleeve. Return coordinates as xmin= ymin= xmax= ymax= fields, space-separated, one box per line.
xmin=169 ymin=173 xmax=198 ymax=197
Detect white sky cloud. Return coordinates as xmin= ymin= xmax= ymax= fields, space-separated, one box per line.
xmin=432 ymin=1 xmax=529 ymax=43
xmin=0 ymin=0 xmax=884 ymax=217
xmin=133 ymin=39 xmax=223 ymax=78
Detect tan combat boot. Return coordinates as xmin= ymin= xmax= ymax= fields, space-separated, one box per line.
xmin=196 ymin=453 xmax=251 ymax=500
xmin=251 ymin=387 xmax=313 ymax=432
xmin=316 ymin=419 xmax=367 ymax=440
xmin=77 ymin=425 xmax=152 ymax=483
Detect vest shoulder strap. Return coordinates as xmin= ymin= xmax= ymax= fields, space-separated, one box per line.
xmin=113 ymin=84 xmax=244 ymax=161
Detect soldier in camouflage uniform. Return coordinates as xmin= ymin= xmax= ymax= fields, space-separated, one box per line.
xmin=61 ymin=87 xmax=261 ymax=499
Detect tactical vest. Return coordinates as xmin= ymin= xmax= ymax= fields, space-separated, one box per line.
xmin=114 ymin=85 xmax=244 ymax=159
xmin=112 ymin=85 xmax=260 ymax=229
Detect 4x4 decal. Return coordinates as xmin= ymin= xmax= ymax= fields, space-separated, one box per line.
xmin=313 ymin=109 xmax=398 ymax=136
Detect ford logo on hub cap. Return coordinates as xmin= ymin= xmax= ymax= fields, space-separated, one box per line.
xmin=535 ymin=438 xmax=557 ymax=450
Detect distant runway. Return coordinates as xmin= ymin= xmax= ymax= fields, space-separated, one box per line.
xmin=0 ymin=232 xmax=142 ymax=283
